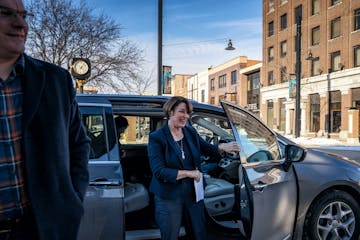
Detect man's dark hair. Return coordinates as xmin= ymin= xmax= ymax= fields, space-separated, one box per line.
xmin=115 ymin=116 xmax=129 ymax=128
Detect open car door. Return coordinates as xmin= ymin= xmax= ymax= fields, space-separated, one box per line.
xmin=78 ymin=103 xmax=125 ymax=240
xmin=221 ymin=101 xmax=298 ymax=240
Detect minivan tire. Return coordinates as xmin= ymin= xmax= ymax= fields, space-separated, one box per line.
xmin=303 ymin=190 xmax=360 ymax=240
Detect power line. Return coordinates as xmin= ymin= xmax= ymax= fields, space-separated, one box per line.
xmin=163 ymin=38 xmax=228 ymax=47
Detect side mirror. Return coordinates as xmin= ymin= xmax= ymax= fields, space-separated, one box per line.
xmin=283 ymin=145 xmax=306 ymax=171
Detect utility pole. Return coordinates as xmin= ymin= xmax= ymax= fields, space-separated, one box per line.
xmin=157 ymin=0 xmax=163 ymax=96
xmin=295 ymin=7 xmax=302 ymax=138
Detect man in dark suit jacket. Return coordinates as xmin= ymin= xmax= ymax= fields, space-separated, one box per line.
xmin=0 ymin=0 xmax=90 ymax=239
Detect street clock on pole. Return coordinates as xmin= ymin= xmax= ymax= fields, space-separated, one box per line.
xmin=71 ymin=58 xmax=91 ymax=80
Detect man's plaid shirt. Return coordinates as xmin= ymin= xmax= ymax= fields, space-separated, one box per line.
xmin=0 ymin=54 xmax=29 ymax=221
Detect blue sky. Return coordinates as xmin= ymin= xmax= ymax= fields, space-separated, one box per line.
xmin=83 ymin=0 xmax=263 ymax=76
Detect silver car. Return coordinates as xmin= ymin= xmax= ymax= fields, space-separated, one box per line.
xmin=76 ymin=94 xmax=360 ymax=240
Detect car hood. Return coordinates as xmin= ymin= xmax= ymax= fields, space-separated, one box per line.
xmin=298 ymin=148 xmax=360 ymax=183
xmin=304 ymin=148 xmax=360 ymax=166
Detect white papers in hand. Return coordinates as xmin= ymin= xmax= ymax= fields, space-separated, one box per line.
xmin=194 ymin=173 xmax=204 ymax=202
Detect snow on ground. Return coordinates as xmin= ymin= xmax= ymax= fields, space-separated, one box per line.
xmin=284 ymin=135 xmax=360 ymax=149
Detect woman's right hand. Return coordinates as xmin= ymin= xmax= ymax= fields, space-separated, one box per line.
xmin=188 ymin=169 xmax=201 ymax=182
xmin=177 ymin=169 xmax=201 ymax=182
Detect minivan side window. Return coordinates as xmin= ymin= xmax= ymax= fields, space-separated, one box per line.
xmin=118 ymin=116 xmax=150 ymax=145
xmin=81 ymin=106 xmax=117 ymax=160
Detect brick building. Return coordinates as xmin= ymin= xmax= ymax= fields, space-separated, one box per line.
xmin=208 ymin=56 xmax=261 ymax=107
xmin=170 ymin=74 xmax=192 ymax=98
xmin=262 ymin=0 xmax=360 ymax=142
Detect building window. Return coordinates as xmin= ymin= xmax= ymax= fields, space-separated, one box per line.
xmin=279 ymin=98 xmax=286 ymax=131
xmin=351 ymin=88 xmax=360 ymax=114
xmin=330 ymin=0 xmax=341 ymax=6
xmin=201 ymin=89 xmax=205 ymax=103
xmin=268 ymin=46 xmax=274 ymax=62
xmin=269 ymin=0 xmax=274 ymax=12
xmin=331 ymin=51 xmax=341 ymax=72
xmin=268 ymin=71 xmax=274 ymax=86
xmin=312 ymin=0 xmax=320 ymax=15
xmin=311 ymin=26 xmax=320 ymax=45
xmin=231 ymin=70 xmax=237 ymax=85
xmin=329 ymin=90 xmax=341 ymax=133
xmin=280 ymin=40 xmax=287 ymax=57
xmin=268 ymin=21 xmax=274 ymax=37
xmin=309 ymin=94 xmax=320 ymax=132
xmin=330 ymin=17 xmax=341 ymax=39
xmin=218 ymin=74 xmax=226 ymax=88
xmin=354 ymin=45 xmax=360 ymax=67
xmin=267 ymin=100 xmax=274 ymax=127
xmin=280 ymin=66 xmax=287 ymax=83
xmin=355 ymin=8 xmax=360 ymax=31
xmin=210 ymin=78 xmax=215 ymax=91
xmin=311 ymin=57 xmax=320 ymax=76
xmin=210 ymin=96 xmax=215 ymax=105
xmin=280 ymin=14 xmax=287 ymax=30
xmin=230 ymin=93 xmax=237 ymax=103
xmin=247 ymin=71 xmax=260 ymax=113
xmin=190 ymin=84 xmax=194 ymax=99
xmin=295 ymin=5 xmax=302 ymax=23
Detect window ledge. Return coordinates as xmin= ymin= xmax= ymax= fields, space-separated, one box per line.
xmin=280 ymin=1 xmax=288 ymax=6
xmin=309 ymin=13 xmax=320 ymax=18
xmin=328 ymin=1 xmax=342 ymax=10
xmin=328 ymin=35 xmax=343 ymax=42
xmin=267 ymin=9 xmax=275 ymax=15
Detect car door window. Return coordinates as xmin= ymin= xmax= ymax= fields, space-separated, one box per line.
xmin=221 ymin=102 xmax=280 ymax=163
xmin=84 ymin=114 xmax=106 ymax=158
xmin=190 ymin=114 xmax=234 ymax=145
xmin=117 ymin=116 xmax=150 ymax=145
xmin=81 ymin=106 xmax=117 ymax=160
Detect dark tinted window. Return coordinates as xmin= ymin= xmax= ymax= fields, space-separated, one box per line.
xmin=80 ymin=106 xmax=117 ymax=160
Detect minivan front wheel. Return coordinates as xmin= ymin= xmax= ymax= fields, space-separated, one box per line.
xmin=303 ymin=190 xmax=360 ymax=240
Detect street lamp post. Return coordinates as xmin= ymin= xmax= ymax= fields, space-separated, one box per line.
xmin=157 ymin=0 xmax=163 ymax=96
xmin=295 ymin=11 xmax=302 ymax=138
xmin=157 ymin=1 xmax=236 ymax=96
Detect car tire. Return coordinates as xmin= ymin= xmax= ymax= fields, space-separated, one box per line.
xmin=303 ymin=190 xmax=360 ymax=240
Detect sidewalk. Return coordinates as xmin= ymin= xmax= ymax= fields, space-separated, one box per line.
xmin=285 ymin=135 xmax=360 ymax=148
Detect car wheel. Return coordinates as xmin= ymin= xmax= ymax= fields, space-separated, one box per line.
xmin=303 ymin=190 xmax=360 ymax=240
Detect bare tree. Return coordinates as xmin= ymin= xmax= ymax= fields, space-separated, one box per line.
xmin=121 ymin=69 xmax=155 ymax=95
xmin=25 ymin=0 xmax=145 ymax=93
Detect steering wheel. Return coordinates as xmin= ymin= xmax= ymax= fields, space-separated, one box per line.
xmin=247 ymin=150 xmax=273 ymax=163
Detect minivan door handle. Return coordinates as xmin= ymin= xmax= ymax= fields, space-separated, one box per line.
xmin=253 ymin=180 xmax=267 ymax=192
xmin=89 ymin=178 xmax=122 ymax=186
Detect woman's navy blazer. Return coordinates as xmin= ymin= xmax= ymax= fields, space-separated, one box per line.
xmin=148 ymin=123 xmax=221 ymax=200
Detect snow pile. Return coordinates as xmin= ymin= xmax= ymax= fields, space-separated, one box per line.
xmin=284 ymin=135 xmax=357 ymax=147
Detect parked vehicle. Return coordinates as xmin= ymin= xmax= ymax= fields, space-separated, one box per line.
xmin=76 ymin=94 xmax=360 ymax=240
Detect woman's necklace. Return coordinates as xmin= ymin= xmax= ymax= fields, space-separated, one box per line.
xmin=170 ymin=125 xmax=185 ymax=160
xmin=176 ymin=139 xmax=185 ymax=160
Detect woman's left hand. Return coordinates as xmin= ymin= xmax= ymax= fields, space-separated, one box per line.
xmin=219 ymin=141 xmax=241 ymax=156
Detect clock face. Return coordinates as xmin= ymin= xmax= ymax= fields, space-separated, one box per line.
xmin=74 ymin=60 xmax=89 ymax=75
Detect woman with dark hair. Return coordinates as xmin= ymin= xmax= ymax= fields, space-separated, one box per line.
xmin=148 ymin=96 xmax=240 ymax=240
